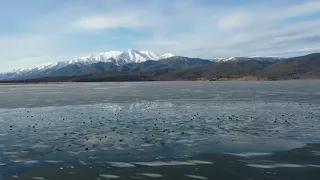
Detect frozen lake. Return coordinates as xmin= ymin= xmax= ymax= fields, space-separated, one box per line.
xmin=0 ymin=81 xmax=320 ymax=180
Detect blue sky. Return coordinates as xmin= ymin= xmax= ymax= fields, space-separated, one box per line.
xmin=0 ymin=0 xmax=320 ymax=72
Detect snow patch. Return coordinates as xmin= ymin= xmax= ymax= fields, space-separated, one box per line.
xmin=185 ymin=175 xmax=208 ymax=180
xmin=99 ymin=174 xmax=120 ymax=179
xmin=137 ymin=173 xmax=163 ymax=178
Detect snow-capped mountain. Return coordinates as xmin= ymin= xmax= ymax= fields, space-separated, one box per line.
xmin=0 ymin=50 xmax=285 ymax=81
xmin=0 ymin=49 xmax=175 ymax=80
xmin=212 ymin=57 xmax=283 ymax=62
xmin=76 ymin=49 xmax=174 ymax=64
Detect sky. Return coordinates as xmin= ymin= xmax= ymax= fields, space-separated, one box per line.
xmin=0 ymin=0 xmax=320 ymax=72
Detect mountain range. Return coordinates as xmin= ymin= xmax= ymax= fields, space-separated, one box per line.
xmin=0 ymin=50 xmax=319 ymax=82
xmin=0 ymin=49 xmax=175 ymax=80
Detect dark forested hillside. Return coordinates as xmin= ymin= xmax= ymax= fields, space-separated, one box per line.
xmin=259 ymin=53 xmax=320 ymax=79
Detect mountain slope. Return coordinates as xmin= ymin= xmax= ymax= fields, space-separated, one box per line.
xmin=259 ymin=53 xmax=320 ymax=79
xmin=0 ymin=56 xmax=213 ymax=81
xmin=129 ymin=56 xmax=212 ymax=72
xmin=33 ymin=57 xmax=212 ymax=78
xmin=156 ymin=59 xmax=279 ymax=80
xmin=0 ymin=57 xmax=282 ymax=83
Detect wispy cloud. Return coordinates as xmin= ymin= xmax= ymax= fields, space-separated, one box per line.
xmin=0 ymin=0 xmax=319 ymax=72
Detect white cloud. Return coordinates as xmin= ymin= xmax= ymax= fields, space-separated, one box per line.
xmin=217 ymin=13 xmax=256 ymax=29
xmin=217 ymin=0 xmax=320 ymax=30
xmin=0 ymin=0 xmax=320 ymax=72
xmin=75 ymin=15 xmax=142 ymax=30
xmin=135 ymin=0 xmax=320 ymax=58
xmin=283 ymin=1 xmax=320 ymax=17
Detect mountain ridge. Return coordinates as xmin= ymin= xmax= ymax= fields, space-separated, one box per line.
xmin=1 ymin=49 xmax=174 ymax=73
xmin=0 ymin=49 xmax=175 ymax=80
xmin=1 ymin=49 xmax=284 ymax=81
xmin=1 ymin=53 xmax=319 ymax=83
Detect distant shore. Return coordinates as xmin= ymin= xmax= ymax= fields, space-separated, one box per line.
xmin=1 ymin=78 xmax=319 ymax=85
xmin=0 ymin=82 xmax=74 ymax=85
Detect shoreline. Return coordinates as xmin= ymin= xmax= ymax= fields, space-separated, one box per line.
xmin=0 ymin=82 xmax=74 ymax=85
xmin=1 ymin=79 xmax=319 ymax=85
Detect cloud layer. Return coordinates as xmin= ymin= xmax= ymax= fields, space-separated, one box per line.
xmin=0 ymin=0 xmax=320 ymax=72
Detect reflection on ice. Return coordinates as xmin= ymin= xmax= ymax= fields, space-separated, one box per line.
xmin=187 ymin=160 xmax=214 ymax=164
xmin=99 ymin=174 xmax=120 ymax=179
xmin=225 ymin=152 xmax=272 ymax=157
xmin=31 ymin=177 xmax=45 ymax=180
xmin=45 ymin=160 xmax=64 ymax=163
xmin=108 ymin=162 xmax=136 ymax=168
xmin=185 ymin=175 xmax=208 ymax=180
xmin=137 ymin=173 xmax=163 ymax=178
xmin=246 ymin=163 xmax=320 ymax=168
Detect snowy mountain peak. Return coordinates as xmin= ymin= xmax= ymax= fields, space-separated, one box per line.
xmin=76 ymin=49 xmax=174 ymax=64
xmin=0 ymin=50 xmax=175 ymax=80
